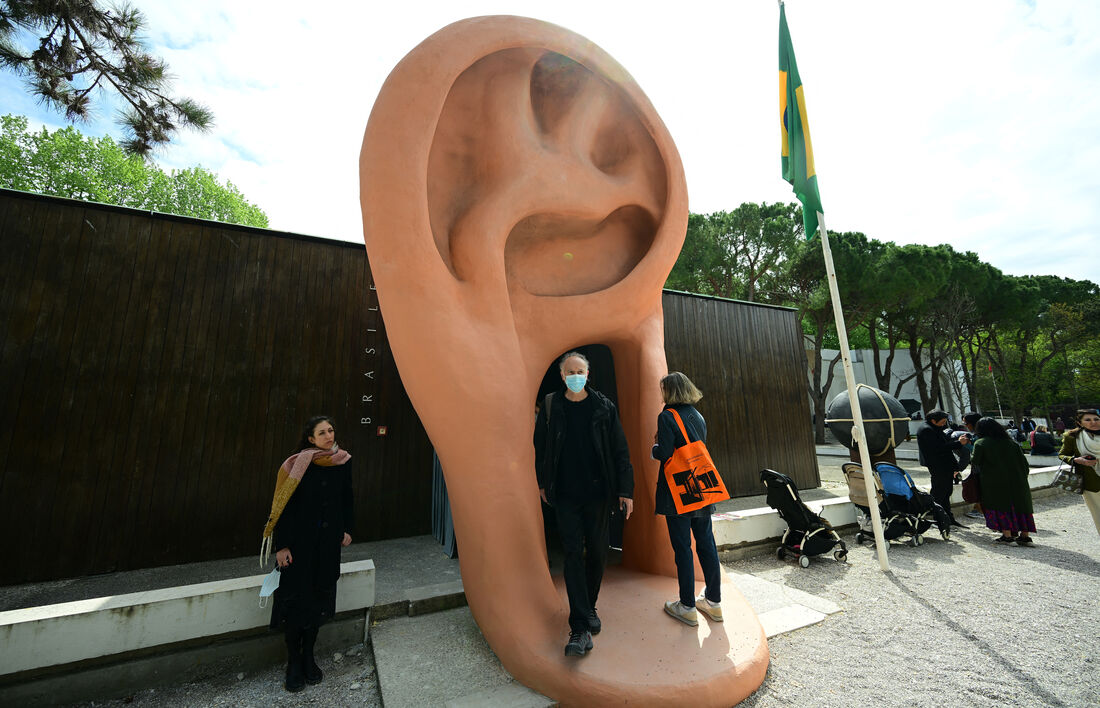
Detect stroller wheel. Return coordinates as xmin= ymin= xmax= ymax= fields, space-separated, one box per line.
xmin=776 ymin=546 xmax=786 ymax=560
xmin=834 ymin=550 xmax=847 ymax=562
xmin=915 ymin=534 xmax=924 ymax=546
xmin=909 ymin=536 xmax=920 ymax=547
xmin=856 ymin=532 xmax=866 ymax=545
xmin=798 ymin=555 xmax=811 ymax=568
xmin=941 ymin=529 xmax=950 ymax=541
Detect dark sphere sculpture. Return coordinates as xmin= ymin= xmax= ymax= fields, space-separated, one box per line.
xmin=825 ymin=384 xmax=911 ymax=456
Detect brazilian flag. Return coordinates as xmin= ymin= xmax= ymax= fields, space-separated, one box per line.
xmin=780 ymin=4 xmax=823 ymax=239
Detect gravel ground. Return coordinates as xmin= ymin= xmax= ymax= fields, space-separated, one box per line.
xmin=736 ymin=492 xmax=1100 ymax=708
xmin=64 ymin=492 xmax=1097 ymax=708
xmin=68 ymin=641 xmax=383 ymax=708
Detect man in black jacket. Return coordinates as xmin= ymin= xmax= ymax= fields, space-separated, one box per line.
xmin=917 ymin=409 xmax=970 ymax=526
xmin=534 ymin=351 xmax=634 ymax=658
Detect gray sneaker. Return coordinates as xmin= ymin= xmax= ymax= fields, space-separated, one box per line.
xmin=664 ymin=600 xmax=699 ymax=626
xmin=695 ymin=595 xmax=723 ymax=622
xmin=965 ymin=510 xmax=984 ymax=519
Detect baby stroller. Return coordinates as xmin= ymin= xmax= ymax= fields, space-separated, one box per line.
xmin=841 ymin=463 xmax=913 ymax=546
xmin=874 ymin=462 xmax=952 ymax=544
xmin=760 ymin=469 xmax=847 ymax=567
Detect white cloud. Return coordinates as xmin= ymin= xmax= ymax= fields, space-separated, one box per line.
xmin=2 ymin=0 xmax=1098 ymax=282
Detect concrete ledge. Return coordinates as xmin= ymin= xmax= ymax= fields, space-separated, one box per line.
xmin=408 ymin=580 xmax=467 ymax=617
xmin=446 ymin=680 xmax=557 ymax=708
xmin=0 ymin=559 xmax=375 ymax=677
xmin=0 ymin=610 xmax=365 ymax=708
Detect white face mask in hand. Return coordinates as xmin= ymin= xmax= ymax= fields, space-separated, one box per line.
xmin=259 ymin=566 xmax=281 ymax=607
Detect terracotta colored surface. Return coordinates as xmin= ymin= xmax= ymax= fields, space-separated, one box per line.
xmin=360 ymin=15 xmax=767 ymax=705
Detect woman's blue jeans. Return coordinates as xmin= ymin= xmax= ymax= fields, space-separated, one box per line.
xmin=665 ymin=512 xmax=722 ymax=607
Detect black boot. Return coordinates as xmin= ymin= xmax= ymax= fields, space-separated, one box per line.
xmin=302 ymin=626 xmax=323 ymax=685
xmin=284 ymin=627 xmax=306 ymax=692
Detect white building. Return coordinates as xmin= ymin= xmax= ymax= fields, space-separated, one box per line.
xmin=811 ymin=347 xmax=969 ymax=434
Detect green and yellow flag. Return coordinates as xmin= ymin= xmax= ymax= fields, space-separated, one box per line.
xmin=779 ymin=4 xmax=823 ymax=239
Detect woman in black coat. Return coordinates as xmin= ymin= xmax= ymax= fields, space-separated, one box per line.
xmin=652 ymin=372 xmax=723 ymax=627
xmin=263 ymin=416 xmax=354 ymax=692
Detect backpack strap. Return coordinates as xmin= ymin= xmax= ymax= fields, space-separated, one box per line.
xmin=544 ymin=392 xmax=555 ymax=426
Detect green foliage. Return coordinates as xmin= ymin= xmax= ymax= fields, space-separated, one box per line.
xmin=0 ymin=0 xmax=211 ymax=155
xmin=0 ymin=114 xmax=268 ymax=227
xmin=666 ymin=201 xmax=1100 ymax=425
xmin=666 ymin=202 xmax=801 ymax=302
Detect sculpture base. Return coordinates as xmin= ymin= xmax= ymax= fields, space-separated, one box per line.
xmin=522 ymin=566 xmax=769 ymax=707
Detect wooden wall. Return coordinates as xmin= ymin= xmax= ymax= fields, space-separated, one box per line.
xmin=0 ymin=190 xmax=430 ymax=585
xmin=0 ymin=189 xmax=817 ymax=585
xmin=663 ymin=291 xmax=819 ymax=497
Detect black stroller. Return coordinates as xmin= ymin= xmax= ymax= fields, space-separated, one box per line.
xmin=842 ymin=462 xmax=915 ymax=546
xmin=760 ymin=469 xmax=847 ymax=567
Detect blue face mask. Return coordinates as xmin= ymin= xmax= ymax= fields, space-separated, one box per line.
xmin=565 ymin=374 xmax=587 ymax=393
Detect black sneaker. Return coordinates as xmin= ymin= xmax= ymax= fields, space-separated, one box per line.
xmin=587 ymin=610 xmax=601 ymax=635
xmin=564 ymin=630 xmax=593 ymax=657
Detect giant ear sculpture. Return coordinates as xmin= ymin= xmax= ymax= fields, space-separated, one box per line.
xmin=361 ymin=16 xmax=767 ymax=706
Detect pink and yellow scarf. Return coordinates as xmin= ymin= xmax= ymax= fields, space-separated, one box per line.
xmin=260 ymin=445 xmax=351 ymax=566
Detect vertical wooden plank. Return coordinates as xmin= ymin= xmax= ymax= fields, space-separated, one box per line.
xmin=26 ymin=203 xmax=107 ymax=572
xmin=0 ymin=196 xmax=49 ymax=476
xmin=209 ymin=226 xmax=262 ymax=557
xmin=147 ymin=218 xmax=208 ymax=565
xmin=239 ymin=227 xmax=281 ymax=551
xmin=72 ymin=210 xmax=142 ymax=575
xmin=44 ymin=206 xmax=125 ymax=578
xmin=120 ymin=215 xmax=183 ymax=567
xmin=1 ymin=200 xmax=71 ymax=579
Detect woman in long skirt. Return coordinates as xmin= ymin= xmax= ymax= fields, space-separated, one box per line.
xmin=972 ymin=417 xmax=1034 ymax=546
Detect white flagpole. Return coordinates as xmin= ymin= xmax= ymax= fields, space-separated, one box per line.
xmin=817 ymin=212 xmax=890 ymax=571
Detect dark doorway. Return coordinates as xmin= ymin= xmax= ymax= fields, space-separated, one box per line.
xmin=535 ymin=344 xmax=626 ymax=559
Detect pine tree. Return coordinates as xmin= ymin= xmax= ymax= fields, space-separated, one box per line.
xmin=0 ymin=0 xmax=212 ymax=155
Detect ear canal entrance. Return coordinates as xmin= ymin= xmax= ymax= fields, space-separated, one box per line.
xmin=426 ymin=47 xmax=668 ymax=294
xmin=505 ymin=206 xmax=657 ymax=297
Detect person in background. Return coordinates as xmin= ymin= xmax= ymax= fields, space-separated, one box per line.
xmin=651 ymin=372 xmax=723 ymax=627
xmin=972 ymin=417 xmax=1035 ymax=546
xmin=960 ymin=412 xmax=984 ymax=519
xmin=262 ymin=416 xmax=354 ymax=693
xmin=1054 ymin=416 xmax=1067 ymax=437
xmin=1058 ymin=409 xmax=1100 ymax=537
xmin=917 ymin=409 xmax=970 ymax=527
xmin=1029 ymin=425 xmax=1057 ymax=456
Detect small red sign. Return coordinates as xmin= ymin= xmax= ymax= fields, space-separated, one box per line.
xmin=376 ymin=426 xmax=388 ymax=437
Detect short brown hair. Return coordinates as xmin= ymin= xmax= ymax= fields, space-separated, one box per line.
xmin=660 ymin=372 xmax=702 ymax=405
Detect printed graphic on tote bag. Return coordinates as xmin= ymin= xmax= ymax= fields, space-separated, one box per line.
xmin=671 ymin=453 xmax=725 ymax=507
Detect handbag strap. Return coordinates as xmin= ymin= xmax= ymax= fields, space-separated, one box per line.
xmin=668 ymin=408 xmax=693 ymax=445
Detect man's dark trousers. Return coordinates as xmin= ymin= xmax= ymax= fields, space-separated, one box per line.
xmin=929 ymin=467 xmax=955 ymax=516
xmin=554 ymin=496 xmax=610 ymax=633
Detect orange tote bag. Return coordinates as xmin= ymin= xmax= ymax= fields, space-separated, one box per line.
xmin=662 ymin=409 xmax=730 ymax=514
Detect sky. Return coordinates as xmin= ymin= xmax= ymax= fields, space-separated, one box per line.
xmin=2 ymin=0 xmax=1098 ymax=284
